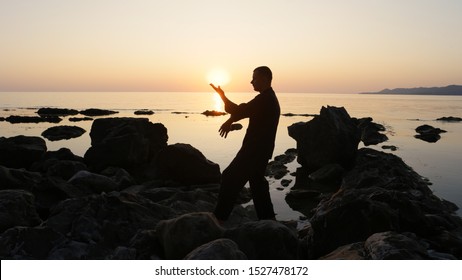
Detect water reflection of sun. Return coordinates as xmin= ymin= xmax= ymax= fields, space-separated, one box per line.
xmin=213 ymin=93 xmax=224 ymax=111
xmin=207 ymin=68 xmax=230 ymax=112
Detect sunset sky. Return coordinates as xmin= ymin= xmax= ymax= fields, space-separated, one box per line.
xmin=1 ymin=0 xmax=461 ymax=93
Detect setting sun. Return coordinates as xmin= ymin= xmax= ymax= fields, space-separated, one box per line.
xmin=207 ymin=68 xmax=230 ymax=87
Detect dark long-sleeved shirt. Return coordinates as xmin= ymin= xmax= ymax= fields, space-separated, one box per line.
xmin=225 ymin=87 xmax=280 ymax=159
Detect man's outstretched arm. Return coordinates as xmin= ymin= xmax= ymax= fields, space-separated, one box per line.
xmin=210 ymin=83 xmax=238 ymax=114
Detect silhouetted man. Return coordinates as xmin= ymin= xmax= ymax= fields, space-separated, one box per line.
xmin=210 ymin=66 xmax=280 ymax=221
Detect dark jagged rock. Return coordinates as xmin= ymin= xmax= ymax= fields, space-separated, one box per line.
xmin=265 ymin=149 xmax=297 ymax=179
xmin=69 ymin=117 xmax=93 ymax=122
xmin=309 ymin=148 xmax=462 ymax=258
xmin=285 ymin=189 xmax=322 ymax=217
xmin=224 ymin=220 xmax=299 ymax=259
xmin=365 ymin=231 xmax=429 ymax=259
xmin=319 ymin=242 xmax=367 ymax=260
xmin=153 ymin=143 xmax=221 ymax=185
xmin=67 ymin=170 xmax=120 ymax=194
xmin=355 ymin=117 xmax=389 ymax=146
xmin=281 ymin=179 xmax=292 ymax=187
xmin=156 ymin=212 xmax=224 ymax=259
xmin=265 ymin=160 xmax=288 ymax=179
xmin=46 ymin=192 xmax=175 ymax=249
xmin=45 ymin=160 xmax=88 ymax=181
xmin=0 ymin=165 xmax=84 ymax=220
xmin=308 ymin=164 xmax=345 ymax=186
xmin=201 ymin=110 xmax=227 ymax=116
xmin=37 ymin=108 xmax=79 ymax=117
xmin=415 ymin=124 xmax=447 ymax=143
xmin=134 ymin=110 xmax=154 ymax=115
xmin=5 ymin=115 xmax=62 ymax=124
xmin=79 ymin=108 xmax=118 ymax=117
xmin=288 ymin=106 xmax=360 ymax=172
xmin=30 ymin=148 xmax=86 ymax=180
xmin=0 ymin=166 xmax=44 ymax=191
xmin=285 ymin=164 xmax=343 ymax=216
xmin=100 ymin=167 xmax=137 ymax=189
xmin=275 ymin=148 xmax=297 ymax=164
xmin=41 ymin=125 xmax=86 ymax=141
xmin=29 ymin=148 xmax=86 ymax=180
xmin=0 ymin=226 xmax=66 ymax=259
xmin=185 ymin=238 xmax=247 ymax=260
xmin=128 ymin=229 xmax=162 ymax=260
xmin=0 ymin=136 xmax=47 ymax=168
xmin=84 ymin=118 xmax=168 ymax=177
xmin=436 ymin=116 xmax=462 ymax=122
xmin=320 ymin=231 xmax=436 ymax=260
xmin=0 ymin=190 xmax=42 ymax=233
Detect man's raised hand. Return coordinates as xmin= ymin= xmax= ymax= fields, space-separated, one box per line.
xmin=210 ymin=83 xmax=225 ymax=96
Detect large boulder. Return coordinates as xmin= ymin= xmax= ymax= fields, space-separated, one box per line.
xmin=0 ymin=136 xmax=47 ymax=168
xmin=320 ymin=231 xmax=441 ymax=260
xmin=47 ymin=192 xmax=174 ymax=248
xmin=288 ymin=106 xmax=360 ymax=172
xmin=67 ymin=170 xmax=120 ymax=194
xmin=0 ymin=190 xmax=42 ymax=233
xmin=224 ymin=220 xmax=299 ymax=259
xmin=156 ymin=212 xmax=224 ymax=259
xmin=84 ymin=118 xmax=168 ymax=174
xmin=0 ymin=166 xmax=43 ymax=191
xmin=365 ymin=231 xmax=429 ymax=259
xmin=30 ymin=148 xmax=87 ymax=180
xmin=0 ymin=166 xmax=80 ymax=217
xmin=153 ymin=143 xmax=221 ymax=185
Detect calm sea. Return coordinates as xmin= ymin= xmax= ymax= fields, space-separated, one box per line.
xmin=1 ymin=92 xmax=461 ymax=219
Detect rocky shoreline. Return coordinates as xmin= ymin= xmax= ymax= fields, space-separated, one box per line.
xmin=0 ymin=106 xmax=461 ymax=259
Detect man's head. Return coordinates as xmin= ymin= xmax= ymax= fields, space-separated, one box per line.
xmin=251 ymin=66 xmax=272 ymax=92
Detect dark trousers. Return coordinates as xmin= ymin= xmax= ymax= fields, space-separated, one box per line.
xmin=213 ymin=149 xmax=276 ymax=220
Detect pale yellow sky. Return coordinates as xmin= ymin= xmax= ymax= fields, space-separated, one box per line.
xmin=1 ymin=0 xmax=461 ymax=93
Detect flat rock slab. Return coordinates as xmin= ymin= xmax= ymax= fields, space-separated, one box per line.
xmin=79 ymin=108 xmax=118 ymax=116
xmin=42 ymin=126 xmax=86 ymax=141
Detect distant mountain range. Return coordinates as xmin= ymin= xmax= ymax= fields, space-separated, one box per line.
xmin=361 ymin=85 xmax=462 ymax=95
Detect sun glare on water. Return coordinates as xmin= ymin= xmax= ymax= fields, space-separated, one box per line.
xmin=207 ymin=69 xmax=230 ymax=111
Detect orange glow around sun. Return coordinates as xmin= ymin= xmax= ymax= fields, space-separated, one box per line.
xmin=207 ymin=68 xmax=230 ymax=87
